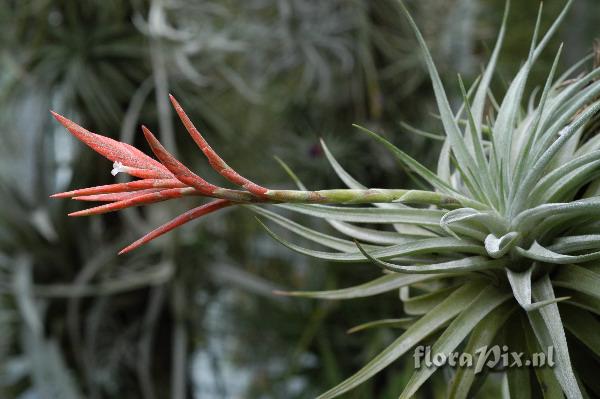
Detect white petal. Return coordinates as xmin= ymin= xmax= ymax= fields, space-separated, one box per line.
xmin=111 ymin=161 xmax=129 ymax=176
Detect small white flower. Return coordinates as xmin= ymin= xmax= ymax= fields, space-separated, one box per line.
xmin=111 ymin=161 xmax=129 ymax=176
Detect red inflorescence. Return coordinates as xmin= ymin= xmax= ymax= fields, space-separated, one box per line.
xmin=51 ymin=96 xmax=273 ymax=254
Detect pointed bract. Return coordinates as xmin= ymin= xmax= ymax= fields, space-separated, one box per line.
xmin=119 ymin=199 xmax=232 ymax=254
xmin=169 ymin=95 xmax=269 ymax=197
xmin=68 ymin=188 xmax=189 ymax=217
xmin=51 ymin=179 xmax=186 ymax=198
xmin=51 ymin=111 xmax=173 ymax=178
xmin=141 ymin=125 xmax=220 ymax=195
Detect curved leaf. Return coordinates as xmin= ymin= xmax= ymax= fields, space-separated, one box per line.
xmin=395 ymin=0 xmax=482 ymax=199
xmin=528 ymin=274 xmax=583 ymax=399
xmin=553 ymin=264 xmax=600 ymax=300
xmin=317 ymin=281 xmax=486 ymax=399
xmin=358 ymin=242 xmax=503 ymax=274
xmin=485 ymin=232 xmax=520 ymax=258
xmin=276 ymin=203 xmax=444 ymax=226
xmin=327 ymin=220 xmax=417 ymax=245
xmin=517 ymin=241 xmax=600 ymax=264
xmin=398 ymin=286 xmax=511 ymax=398
xmin=523 ymin=322 xmax=563 ymax=399
xmin=275 ymin=273 xmax=447 ymax=300
xmin=448 ymin=302 xmax=517 ymax=399
xmin=440 ymin=208 xmax=505 ymax=238
xmin=248 ymin=206 xmax=363 ymax=253
xmin=347 ymin=318 xmax=415 ymax=334
xmin=403 ymin=285 xmax=460 ymax=315
xmin=260 ymin=220 xmax=483 ymax=262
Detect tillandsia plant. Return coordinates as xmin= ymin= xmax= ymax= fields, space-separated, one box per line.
xmin=51 ymin=0 xmax=600 ymax=397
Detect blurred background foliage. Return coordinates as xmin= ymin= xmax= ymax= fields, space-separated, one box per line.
xmin=0 ymin=0 xmax=598 ymax=398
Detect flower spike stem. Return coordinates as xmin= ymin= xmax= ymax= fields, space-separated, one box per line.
xmin=168 ymin=95 xmax=470 ymax=208
xmin=51 ymin=99 xmax=470 ymax=253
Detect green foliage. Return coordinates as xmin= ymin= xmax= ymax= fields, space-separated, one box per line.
xmin=254 ymin=1 xmax=600 ymax=397
xmin=0 ymin=0 xmax=465 ymax=397
xmin=2 ymin=0 xmax=600 ymax=398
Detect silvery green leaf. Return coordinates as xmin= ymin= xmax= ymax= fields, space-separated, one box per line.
xmin=260 ymin=219 xmax=483 ymax=262
xmin=511 ymin=44 xmax=563 ymax=201
xmin=562 ymin=289 xmax=600 ymax=317
xmin=551 ymin=234 xmax=600 ymax=252
xmin=528 ymin=274 xmax=583 ymax=399
xmin=440 ymin=208 xmax=505 ymax=238
xmin=516 ymin=241 xmax=600 ymax=265
xmin=396 ymin=0 xmax=483 ymax=197
xmin=276 ymin=203 xmax=444 ymax=226
xmin=505 ymin=267 xmax=565 ymax=311
xmin=317 ymin=281 xmax=486 ymax=399
xmin=347 ymin=318 xmax=415 ymax=334
xmin=320 ymin=139 xmax=367 ymax=190
xmin=273 ymin=156 xmax=307 ymax=191
xmin=553 ymin=264 xmax=600 ymax=300
xmin=321 ymin=139 xmax=437 ymax=237
xmin=327 ymin=220 xmax=418 ymax=245
xmin=512 ymin=101 xmax=600 ymax=216
xmin=398 ymin=286 xmax=511 ymax=398
xmin=352 ymin=124 xmax=462 ymax=197
xmin=523 ymin=324 xmax=564 ymax=399
xmin=506 ymin=324 xmax=533 ymax=399
xmin=514 ymin=197 xmax=600 ymax=232
xmin=485 ymin=232 xmax=520 ymax=258
xmin=358 ymin=243 xmax=505 ymax=274
xmin=507 ymin=267 xmax=533 ymax=309
xmin=468 ymin=0 xmax=509 ymax=138
xmin=248 ymin=205 xmax=363 ymax=253
xmin=402 ymin=285 xmax=460 ymax=315
xmin=275 ymin=273 xmax=447 ymax=300
xmin=448 ymin=302 xmax=516 ymax=399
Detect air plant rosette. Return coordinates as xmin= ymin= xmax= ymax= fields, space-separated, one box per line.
xmin=52 ymin=1 xmax=600 ymax=398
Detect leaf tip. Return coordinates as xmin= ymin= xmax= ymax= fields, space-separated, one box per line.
xmin=50 ymin=111 xmax=71 ymax=127
xmin=141 ymin=125 xmax=157 ymax=144
xmin=118 ymin=245 xmax=134 ymax=255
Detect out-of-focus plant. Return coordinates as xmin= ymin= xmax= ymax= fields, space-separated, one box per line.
xmin=51 ymin=0 xmax=600 ymax=397
xmin=9 ymin=0 xmax=596 ymax=398
xmin=1 ymin=0 xmax=471 ymax=397
xmin=135 ymin=0 xmax=470 ymax=188
xmin=0 ymin=2 xmax=156 ymax=397
xmin=0 ymin=1 xmax=147 ymax=127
